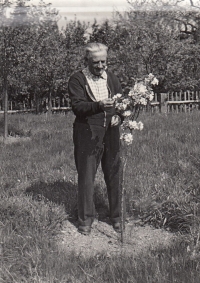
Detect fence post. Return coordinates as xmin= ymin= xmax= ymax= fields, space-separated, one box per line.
xmin=175 ymin=91 xmax=179 ymax=113
xmin=191 ymin=91 xmax=194 ymax=111
xmin=198 ymin=91 xmax=200 ymax=110
xmin=167 ymin=92 xmax=170 ymax=113
xmin=159 ymin=93 xmax=167 ymax=113
xmin=184 ymin=91 xmax=187 ymax=112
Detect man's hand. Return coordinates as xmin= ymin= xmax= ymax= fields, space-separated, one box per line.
xmin=111 ymin=115 xmax=121 ymax=127
xmin=99 ymin=98 xmax=114 ymax=110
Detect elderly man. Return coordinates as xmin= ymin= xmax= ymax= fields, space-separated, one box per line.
xmin=68 ymin=42 xmax=123 ymax=235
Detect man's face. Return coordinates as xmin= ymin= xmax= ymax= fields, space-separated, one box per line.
xmin=87 ymin=50 xmax=107 ymax=76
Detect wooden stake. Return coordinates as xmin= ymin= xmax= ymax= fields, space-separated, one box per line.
xmin=121 ymin=152 xmax=127 ymax=244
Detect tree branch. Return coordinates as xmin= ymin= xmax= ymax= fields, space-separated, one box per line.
xmin=190 ymin=0 xmax=200 ymax=9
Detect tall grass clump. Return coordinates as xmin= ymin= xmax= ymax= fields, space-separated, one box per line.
xmin=1 ymin=111 xmax=200 ymax=282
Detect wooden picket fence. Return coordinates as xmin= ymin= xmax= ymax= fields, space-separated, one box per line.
xmin=149 ymin=90 xmax=200 ymax=113
xmin=48 ymin=97 xmax=71 ymax=113
xmin=1 ymin=91 xmax=200 ymax=114
xmin=0 ymin=100 xmax=35 ymax=114
xmin=0 ymin=97 xmax=71 ymax=114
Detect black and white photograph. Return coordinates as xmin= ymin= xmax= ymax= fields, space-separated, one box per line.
xmin=1 ymin=0 xmax=200 ymax=282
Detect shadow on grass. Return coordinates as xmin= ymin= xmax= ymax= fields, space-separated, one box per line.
xmin=25 ymin=181 xmax=110 ymax=226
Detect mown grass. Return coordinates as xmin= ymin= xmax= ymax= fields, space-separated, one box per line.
xmin=0 ymin=111 xmax=200 ymax=282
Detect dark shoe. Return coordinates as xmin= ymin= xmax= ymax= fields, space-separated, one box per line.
xmin=113 ymin=222 xmax=121 ymax=233
xmin=78 ymin=225 xmax=91 ymax=235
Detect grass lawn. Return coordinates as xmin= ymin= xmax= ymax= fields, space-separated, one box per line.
xmin=0 ymin=111 xmax=200 ymax=282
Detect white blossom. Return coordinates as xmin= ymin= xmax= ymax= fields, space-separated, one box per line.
xmin=122 ymin=98 xmax=131 ymax=105
xmin=134 ymin=82 xmax=148 ymax=95
xmin=122 ymin=104 xmax=128 ymax=110
xmin=149 ymin=92 xmax=154 ymax=101
xmin=113 ymin=74 xmax=158 ymax=146
xmin=112 ymin=93 xmax=122 ymax=100
xmin=128 ymin=120 xmax=138 ymax=130
xmin=137 ymin=121 xmax=144 ymax=130
xmin=128 ymin=90 xmax=134 ymax=97
xmin=120 ymin=133 xmax=133 ymax=145
xmin=116 ymin=102 xmax=127 ymax=111
xmin=122 ymin=110 xmax=132 ymax=117
xmin=140 ymin=97 xmax=147 ymax=105
xmin=151 ymin=77 xmax=159 ymax=85
xmin=148 ymin=73 xmax=154 ymax=80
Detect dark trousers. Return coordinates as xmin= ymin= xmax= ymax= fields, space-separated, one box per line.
xmin=73 ymin=122 xmax=122 ymax=227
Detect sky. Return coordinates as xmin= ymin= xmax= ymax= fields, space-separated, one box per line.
xmin=29 ymin=0 xmax=197 ymax=28
xmin=3 ymin=0 xmax=195 ymax=28
xmin=31 ymin=0 xmax=131 ymax=27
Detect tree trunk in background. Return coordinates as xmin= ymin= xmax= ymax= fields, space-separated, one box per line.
xmin=4 ymin=82 xmax=8 ymax=139
xmin=48 ymin=88 xmax=52 ymax=114
xmin=35 ymin=91 xmax=40 ymax=114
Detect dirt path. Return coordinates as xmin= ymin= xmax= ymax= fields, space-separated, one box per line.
xmin=58 ymin=218 xmax=175 ymax=258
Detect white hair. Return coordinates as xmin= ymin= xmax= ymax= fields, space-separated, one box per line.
xmin=84 ymin=43 xmax=108 ymax=60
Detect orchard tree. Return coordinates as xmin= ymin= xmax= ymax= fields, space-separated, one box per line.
xmin=12 ymin=0 xmax=61 ymax=113
xmin=109 ymin=0 xmax=200 ymax=91
xmin=64 ymin=19 xmax=88 ymax=74
xmin=89 ymin=20 xmax=115 ymax=47
xmin=103 ymin=9 xmax=179 ymax=90
xmin=0 ymin=0 xmax=61 ymax=136
xmin=0 ymin=0 xmax=33 ymax=138
xmin=27 ymin=23 xmax=68 ymax=113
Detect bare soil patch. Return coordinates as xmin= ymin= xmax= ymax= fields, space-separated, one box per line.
xmin=58 ymin=218 xmax=175 ymax=258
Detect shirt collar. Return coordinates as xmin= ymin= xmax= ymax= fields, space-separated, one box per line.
xmin=82 ymin=67 xmax=107 ymax=80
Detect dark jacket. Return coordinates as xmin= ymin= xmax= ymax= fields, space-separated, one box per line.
xmin=68 ymin=70 xmax=123 ymax=127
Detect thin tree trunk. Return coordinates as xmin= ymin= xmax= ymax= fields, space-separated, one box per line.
xmin=4 ymin=82 xmax=8 ymax=139
xmin=3 ymin=32 xmax=8 ymax=139
xmin=34 ymin=91 xmax=40 ymax=114
xmin=48 ymin=88 xmax=52 ymax=114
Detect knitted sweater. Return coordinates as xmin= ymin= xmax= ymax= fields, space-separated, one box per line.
xmin=68 ymin=70 xmax=123 ymax=127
